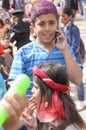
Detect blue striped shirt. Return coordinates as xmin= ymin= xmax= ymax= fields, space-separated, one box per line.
xmin=0 ymin=73 xmax=6 ymax=99
xmin=9 ymin=41 xmax=75 ymax=95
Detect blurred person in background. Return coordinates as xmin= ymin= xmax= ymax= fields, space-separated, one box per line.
xmin=59 ymin=6 xmax=85 ymax=111
xmin=64 ymin=0 xmax=78 ymax=19
xmin=78 ymin=0 xmax=83 ymax=15
xmin=9 ymin=9 xmax=31 ymax=50
xmin=2 ymin=0 xmax=10 ymax=12
xmin=0 ymin=8 xmax=10 ymax=25
xmin=10 ymin=0 xmax=27 ymax=16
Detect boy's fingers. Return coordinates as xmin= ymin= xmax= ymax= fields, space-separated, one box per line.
xmin=13 ymin=94 xmax=28 ymax=109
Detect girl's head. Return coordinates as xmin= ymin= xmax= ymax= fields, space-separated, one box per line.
xmin=32 ymin=62 xmax=86 ymax=128
xmin=60 ymin=6 xmax=74 ymax=25
xmin=31 ymin=0 xmax=59 ymax=45
xmin=32 ymin=62 xmax=69 ymax=107
xmin=11 ymin=10 xmax=24 ymax=22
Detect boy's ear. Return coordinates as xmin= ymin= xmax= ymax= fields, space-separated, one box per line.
xmin=30 ymin=24 xmax=37 ymax=38
xmin=30 ymin=23 xmax=36 ymax=33
xmin=30 ymin=24 xmax=35 ymax=33
xmin=31 ymin=23 xmax=35 ymax=28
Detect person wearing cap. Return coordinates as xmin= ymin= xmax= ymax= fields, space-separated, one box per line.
xmin=10 ymin=0 xmax=26 ymax=12
xmin=20 ymin=62 xmax=86 ymax=130
xmin=9 ymin=9 xmax=31 ymax=49
xmin=8 ymin=0 xmax=82 ymax=96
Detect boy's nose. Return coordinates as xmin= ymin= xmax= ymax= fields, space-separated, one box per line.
xmin=45 ymin=24 xmax=50 ymax=31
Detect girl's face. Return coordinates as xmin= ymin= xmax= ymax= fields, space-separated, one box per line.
xmin=31 ymin=82 xmax=41 ymax=103
xmin=32 ymin=13 xmax=58 ymax=45
xmin=60 ymin=12 xmax=72 ymax=25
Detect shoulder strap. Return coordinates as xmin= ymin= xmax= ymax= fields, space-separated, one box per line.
xmin=79 ymin=38 xmax=85 ymax=59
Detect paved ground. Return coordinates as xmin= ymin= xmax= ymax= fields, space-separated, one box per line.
xmin=70 ymin=13 xmax=86 ymax=123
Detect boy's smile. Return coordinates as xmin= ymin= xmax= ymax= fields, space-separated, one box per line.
xmin=32 ymin=13 xmax=58 ymax=48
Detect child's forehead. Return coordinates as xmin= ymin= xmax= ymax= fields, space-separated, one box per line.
xmin=60 ymin=12 xmax=68 ymax=16
xmin=35 ymin=13 xmax=58 ymax=22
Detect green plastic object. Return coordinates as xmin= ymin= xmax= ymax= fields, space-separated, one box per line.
xmin=0 ymin=74 xmax=30 ymax=126
xmin=0 ymin=107 xmax=9 ymax=127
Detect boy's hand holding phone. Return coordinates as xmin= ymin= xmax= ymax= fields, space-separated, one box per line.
xmin=54 ymin=30 xmax=68 ymax=52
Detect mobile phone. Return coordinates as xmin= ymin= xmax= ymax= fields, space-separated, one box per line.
xmin=54 ymin=32 xmax=59 ymax=44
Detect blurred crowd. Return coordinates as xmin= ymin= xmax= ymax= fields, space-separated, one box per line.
xmin=0 ymin=0 xmax=86 ymax=117
xmin=0 ymin=0 xmax=86 ymax=130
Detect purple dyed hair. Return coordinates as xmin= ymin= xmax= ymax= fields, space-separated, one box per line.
xmin=31 ymin=0 xmax=58 ymax=23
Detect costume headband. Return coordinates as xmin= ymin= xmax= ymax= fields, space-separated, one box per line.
xmin=33 ymin=67 xmax=69 ymax=93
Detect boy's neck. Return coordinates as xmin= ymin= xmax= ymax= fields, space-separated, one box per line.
xmin=36 ymin=40 xmax=55 ymax=50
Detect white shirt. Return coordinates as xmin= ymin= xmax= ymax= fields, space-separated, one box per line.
xmin=65 ymin=124 xmax=81 ymax=130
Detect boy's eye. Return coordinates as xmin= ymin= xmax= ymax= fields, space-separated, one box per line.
xmin=49 ymin=21 xmax=55 ymax=25
xmin=38 ymin=22 xmax=45 ymax=26
xmin=38 ymin=21 xmax=55 ymax=26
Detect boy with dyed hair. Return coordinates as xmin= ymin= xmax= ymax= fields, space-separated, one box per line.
xmin=9 ymin=0 xmax=82 ymax=96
